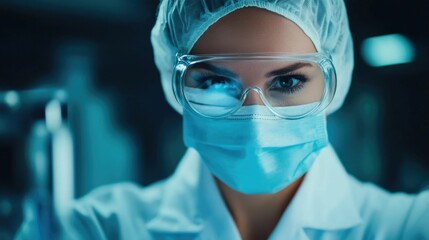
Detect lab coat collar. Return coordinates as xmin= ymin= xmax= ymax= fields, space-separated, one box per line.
xmin=270 ymin=145 xmax=363 ymax=239
xmin=147 ymin=145 xmax=362 ymax=239
xmin=146 ymin=149 xmax=239 ymax=239
xmin=145 ymin=149 xmax=203 ymax=237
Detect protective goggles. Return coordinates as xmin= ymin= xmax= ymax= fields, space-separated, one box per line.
xmin=173 ymin=53 xmax=337 ymax=119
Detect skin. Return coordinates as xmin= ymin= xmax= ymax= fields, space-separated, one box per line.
xmin=191 ymin=7 xmax=318 ymax=240
xmin=186 ymin=60 xmax=324 ymax=106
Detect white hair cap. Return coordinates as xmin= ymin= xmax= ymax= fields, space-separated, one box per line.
xmin=151 ymin=0 xmax=354 ymax=115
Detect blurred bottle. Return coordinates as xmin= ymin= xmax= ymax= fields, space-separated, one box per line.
xmin=0 ymin=89 xmax=73 ymax=240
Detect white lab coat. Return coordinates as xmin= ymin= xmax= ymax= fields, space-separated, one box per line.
xmin=17 ymin=145 xmax=429 ymax=239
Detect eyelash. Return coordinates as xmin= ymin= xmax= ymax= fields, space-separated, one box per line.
xmin=192 ymin=72 xmax=238 ymax=89
xmin=191 ymin=71 xmax=309 ymax=95
xmin=269 ymin=72 xmax=308 ymax=94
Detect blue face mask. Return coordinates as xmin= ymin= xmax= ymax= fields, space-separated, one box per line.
xmin=183 ymin=104 xmax=329 ymax=194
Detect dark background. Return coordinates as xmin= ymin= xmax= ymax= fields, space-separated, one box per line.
xmin=0 ymin=0 xmax=428 ymax=238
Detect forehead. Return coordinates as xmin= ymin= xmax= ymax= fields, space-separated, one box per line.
xmin=190 ymin=7 xmax=316 ymax=55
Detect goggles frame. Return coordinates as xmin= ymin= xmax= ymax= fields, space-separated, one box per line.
xmin=173 ymin=52 xmax=337 ymax=119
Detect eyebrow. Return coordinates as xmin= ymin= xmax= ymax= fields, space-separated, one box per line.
xmin=192 ymin=62 xmax=237 ymax=78
xmin=265 ymin=62 xmax=313 ymax=77
xmin=192 ymin=62 xmax=313 ymax=78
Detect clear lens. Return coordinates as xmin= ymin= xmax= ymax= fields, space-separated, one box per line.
xmin=176 ymin=54 xmax=336 ymax=119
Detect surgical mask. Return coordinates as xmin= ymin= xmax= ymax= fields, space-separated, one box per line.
xmin=183 ymin=103 xmax=328 ymax=194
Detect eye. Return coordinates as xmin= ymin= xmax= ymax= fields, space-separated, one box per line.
xmin=202 ymin=76 xmax=231 ymax=89
xmin=193 ymin=73 xmax=242 ymax=97
xmin=274 ymin=77 xmax=300 ymax=88
xmin=269 ymin=75 xmax=307 ymax=94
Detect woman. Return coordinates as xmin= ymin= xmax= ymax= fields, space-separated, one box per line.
xmin=19 ymin=0 xmax=429 ymax=239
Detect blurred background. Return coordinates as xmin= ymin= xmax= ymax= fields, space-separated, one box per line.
xmin=0 ymin=0 xmax=428 ymax=238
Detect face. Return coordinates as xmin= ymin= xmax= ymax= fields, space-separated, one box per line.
xmin=188 ymin=8 xmax=323 ymax=108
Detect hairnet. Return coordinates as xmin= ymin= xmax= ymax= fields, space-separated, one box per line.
xmin=151 ymin=0 xmax=354 ymax=115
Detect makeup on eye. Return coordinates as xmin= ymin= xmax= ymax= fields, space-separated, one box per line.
xmin=265 ymin=62 xmax=313 ymax=78
xmin=192 ymin=72 xmax=240 ymax=89
xmin=189 ymin=71 xmax=243 ymax=98
xmin=187 ymin=61 xmax=313 ymax=95
xmin=267 ymin=72 xmax=308 ymax=94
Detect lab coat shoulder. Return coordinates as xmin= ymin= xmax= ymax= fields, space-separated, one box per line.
xmin=297 ymin=145 xmax=429 ymax=240
xmin=61 ymin=181 xmax=168 ymax=240
xmin=347 ymin=176 xmax=429 ymax=239
xmin=61 ymin=150 xmax=205 ymax=240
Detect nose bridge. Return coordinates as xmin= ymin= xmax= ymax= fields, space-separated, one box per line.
xmin=242 ymin=87 xmax=265 ymax=106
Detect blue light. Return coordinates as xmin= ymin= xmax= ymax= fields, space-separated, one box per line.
xmin=361 ymin=34 xmax=415 ymax=67
xmin=4 ymin=91 xmax=20 ymax=107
